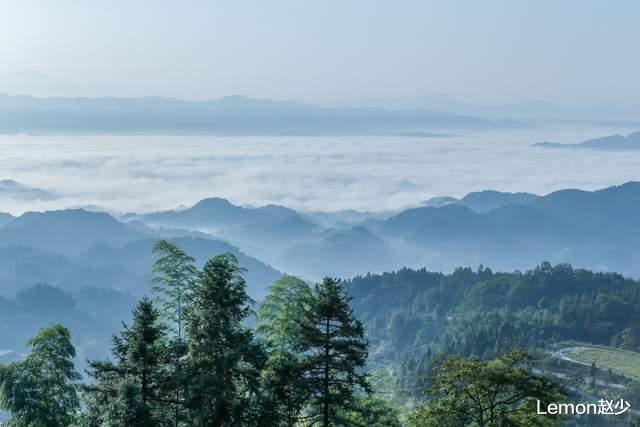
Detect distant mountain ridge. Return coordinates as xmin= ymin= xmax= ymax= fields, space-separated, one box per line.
xmin=126 ymin=197 xmax=303 ymax=229
xmin=2 ymin=182 xmax=640 ymax=294
xmin=326 ymin=94 xmax=640 ymax=123
xmin=0 ymin=209 xmax=283 ymax=297
xmin=424 ymin=190 xmax=539 ymax=213
xmin=120 ymin=181 xmax=640 ymax=279
xmin=0 ymin=93 xmax=525 ymax=135
xmin=533 ymin=131 xmax=640 ymax=150
xmin=0 ymin=209 xmax=143 ymax=255
xmin=372 ymin=182 xmax=640 ymax=274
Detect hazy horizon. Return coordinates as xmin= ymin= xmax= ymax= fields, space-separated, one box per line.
xmin=1 ymin=1 xmax=639 ymax=106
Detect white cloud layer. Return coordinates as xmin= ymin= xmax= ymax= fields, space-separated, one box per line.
xmin=1 ymin=127 xmax=639 ymax=215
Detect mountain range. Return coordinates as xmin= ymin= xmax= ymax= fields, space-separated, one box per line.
xmin=0 ymin=93 xmax=525 ymax=135
xmin=325 ymin=94 xmax=640 ymax=124
xmin=2 ymin=181 xmax=640 ymax=302
xmin=123 ymin=182 xmax=640 ymax=280
xmin=0 ymin=209 xmax=282 ymax=298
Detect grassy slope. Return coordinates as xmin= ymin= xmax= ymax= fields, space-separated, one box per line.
xmin=561 ymin=344 xmax=640 ymax=380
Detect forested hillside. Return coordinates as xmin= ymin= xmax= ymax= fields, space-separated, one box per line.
xmin=1 ymin=241 xmax=588 ymax=426
xmin=347 ymin=263 xmax=640 ymax=401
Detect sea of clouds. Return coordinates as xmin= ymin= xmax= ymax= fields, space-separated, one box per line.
xmin=1 ymin=126 xmax=639 ymax=216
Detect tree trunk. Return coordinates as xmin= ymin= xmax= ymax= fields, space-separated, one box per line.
xmin=323 ymin=316 xmax=330 ymax=427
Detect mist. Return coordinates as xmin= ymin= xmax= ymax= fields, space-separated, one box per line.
xmin=1 ymin=126 xmax=639 ymax=216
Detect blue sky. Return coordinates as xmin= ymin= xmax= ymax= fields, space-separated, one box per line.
xmin=1 ymin=0 xmax=638 ymax=104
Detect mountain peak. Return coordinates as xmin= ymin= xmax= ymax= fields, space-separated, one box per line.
xmin=191 ymin=197 xmax=235 ymax=210
xmin=0 ymin=208 xmax=142 ymax=255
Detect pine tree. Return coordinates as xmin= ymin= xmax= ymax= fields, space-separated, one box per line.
xmin=258 ymin=276 xmax=314 ymax=426
xmin=84 ymin=297 xmax=170 ymax=426
xmin=183 ymin=253 xmax=265 ymax=426
xmin=301 ymin=277 xmax=370 ymax=427
xmin=0 ymin=324 xmax=81 ymax=427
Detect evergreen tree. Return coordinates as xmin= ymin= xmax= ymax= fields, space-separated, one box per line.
xmin=301 ymin=277 xmax=370 ymax=427
xmin=183 ymin=253 xmax=264 ymax=426
xmin=0 ymin=324 xmax=80 ymax=427
xmin=84 ymin=298 xmax=170 ymax=426
xmin=151 ymin=240 xmax=198 ymax=426
xmin=257 ymin=276 xmax=314 ymax=426
xmin=151 ymin=240 xmax=197 ymax=340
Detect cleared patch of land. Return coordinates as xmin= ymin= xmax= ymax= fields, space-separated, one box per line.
xmin=557 ymin=345 xmax=640 ymax=380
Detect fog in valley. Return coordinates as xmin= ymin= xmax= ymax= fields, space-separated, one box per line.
xmin=2 ymin=126 xmax=639 ymax=216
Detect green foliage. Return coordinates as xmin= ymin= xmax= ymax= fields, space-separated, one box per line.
xmin=151 ymin=240 xmax=198 ymax=426
xmin=151 ymin=239 xmax=198 ymax=339
xmin=0 ymin=324 xmax=81 ymax=427
xmin=411 ymin=350 xmax=566 ymax=427
xmin=257 ymin=276 xmax=314 ymax=426
xmin=301 ymin=277 xmax=371 ymax=426
xmin=84 ymin=297 xmax=171 ymax=426
xmin=258 ymin=275 xmax=314 ymax=350
xmin=338 ymin=395 xmax=403 ymax=426
xmin=8 ymin=244 xmax=598 ymax=426
xmin=346 ymin=263 xmax=640 ymax=397
xmin=182 ymin=253 xmax=265 ymax=425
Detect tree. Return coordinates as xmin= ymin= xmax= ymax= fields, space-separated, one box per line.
xmin=84 ymin=297 xmax=170 ymax=426
xmin=301 ymin=277 xmax=370 ymax=427
xmin=411 ymin=349 xmax=566 ymax=427
xmin=0 ymin=324 xmax=80 ymax=427
xmin=622 ymin=327 xmax=636 ymax=351
xmin=257 ymin=276 xmax=314 ymax=426
xmin=151 ymin=240 xmax=198 ymax=426
xmin=258 ymin=275 xmax=314 ymax=351
xmin=151 ymin=240 xmax=197 ymax=340
xmin=338 ymin=395 xmax=402 ymax=427
xmin=183 ymin=253 xmax=264 ymax=426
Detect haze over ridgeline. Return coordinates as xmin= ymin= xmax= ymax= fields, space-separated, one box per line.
xmin=3 ymin=93 xmax=640 ymax=135
xmin=533 ymin=130 xmax=640 ymax=150
xmin=1 ymin=181 xmax=640 ymax=298
xmin=323 ymin=94 xmax=640 ymax=124
xmin=0 ymin=93 xmax=527 ymax=135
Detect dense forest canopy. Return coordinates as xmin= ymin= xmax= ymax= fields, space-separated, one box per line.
xmin=346 ymin=263 xmax=640 ymax=383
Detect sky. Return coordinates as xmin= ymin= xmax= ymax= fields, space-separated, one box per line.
xmin=1 ymin=0 xmax=639 ymax=105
